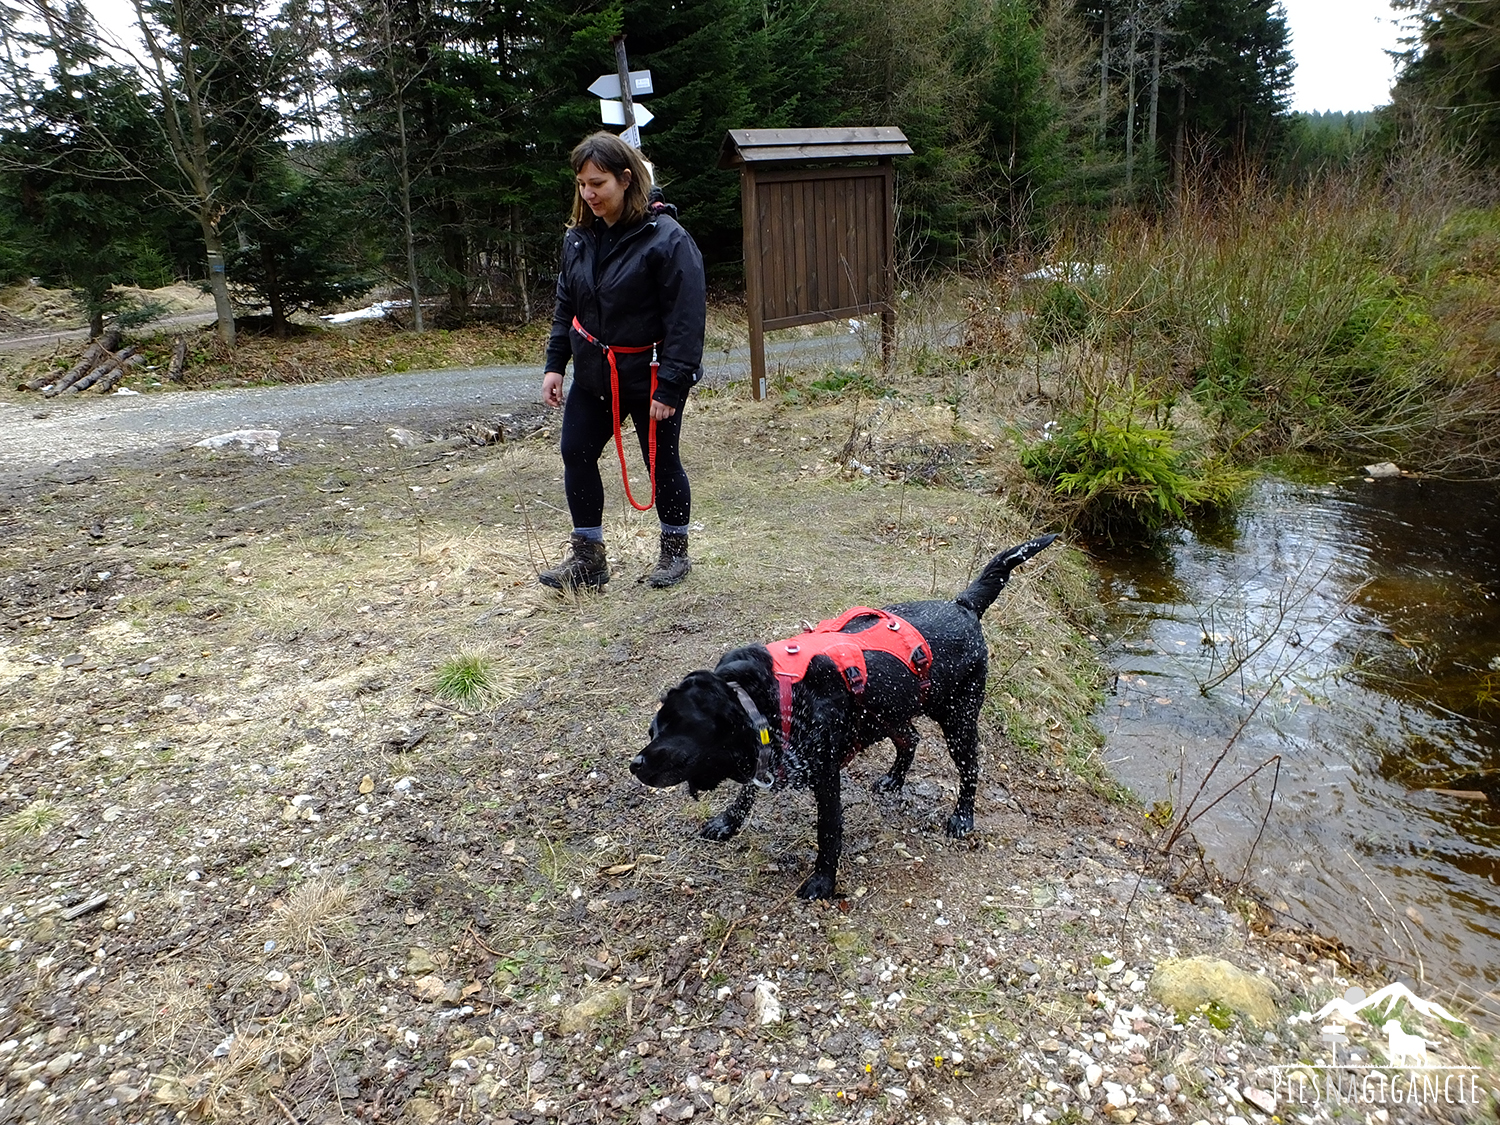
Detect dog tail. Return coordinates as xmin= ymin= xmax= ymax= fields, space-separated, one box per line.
xmin=955 ymin=534 xmax=1058 ymax=617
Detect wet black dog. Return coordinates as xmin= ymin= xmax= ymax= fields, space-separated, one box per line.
xmin=630 ymin=534 xmax=1057 ymax=899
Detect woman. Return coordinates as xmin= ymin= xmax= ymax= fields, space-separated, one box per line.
xmin=539 ymin=132 xmax=706 ymax=592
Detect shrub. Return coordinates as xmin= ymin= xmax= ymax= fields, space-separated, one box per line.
xmin=1021 ymin=401 xmax=1247 ymax=536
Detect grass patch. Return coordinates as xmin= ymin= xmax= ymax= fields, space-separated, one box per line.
xmin=2 ymin=798 xmax=65 ymax=842
xmin=265 ymin=876 xmax=358 ymax=958
xmin=433 ymin=652 xmax=496 ymax=706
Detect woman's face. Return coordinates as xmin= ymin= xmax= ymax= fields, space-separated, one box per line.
xmin=576 ymin=160 xmax=630 ymax=225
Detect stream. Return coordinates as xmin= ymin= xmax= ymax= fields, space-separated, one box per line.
xmin=1095 ymin=470 xmax=1500 ymax=1022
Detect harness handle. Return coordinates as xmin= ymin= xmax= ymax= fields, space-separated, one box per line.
xmin=572 ymin=315 xmax=659 ymax=512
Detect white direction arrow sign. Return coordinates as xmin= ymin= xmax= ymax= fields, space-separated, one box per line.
xmin=588 ymin=70 xmax=653 ymax=99
xmin=599 ymin=100 xmax=654 ymax=127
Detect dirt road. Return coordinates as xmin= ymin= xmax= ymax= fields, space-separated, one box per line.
xmin=1 ymin=332 xmax=875 ymax=478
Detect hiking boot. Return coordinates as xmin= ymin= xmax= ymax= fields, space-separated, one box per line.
xmin=538 ymin=533 xmax=609 ymax=591
xmin=643 ymin=531 xmax=691 ymax=588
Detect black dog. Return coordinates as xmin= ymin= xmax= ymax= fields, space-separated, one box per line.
xmin=630 ymin=534 xmax=1057 ymax=899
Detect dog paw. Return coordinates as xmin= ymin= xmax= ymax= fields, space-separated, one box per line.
xmin=871 ymin=774 xmax=904 ymax=795
xmin=796 ymin=872 xmax=838 ymax=900
xmin=944 ymin=810 xmax=974 ymax=838
xmin=700 ymin=815 xmax=741 ymax=842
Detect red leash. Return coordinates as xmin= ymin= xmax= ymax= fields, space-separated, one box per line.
xmin=572 ymin=315 xmax=659 ymax=512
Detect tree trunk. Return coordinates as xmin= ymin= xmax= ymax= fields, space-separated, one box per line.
xmin=262 ymin=242 xmax=287 ymax=338
xmin=1148 ymin=21 xmax=1162 ymax=162
xmin=1099 ymin=7 xmax=1111 ymax=144
xmin=200 ymin=218 xmax=236 ymax=347
xmin=1173 ymin=81 xmax=1186 ymax=204
xmin=381 ymin=0 xmax=423 ymax=333
xmin=511 ymin=203 xmax=532 ymax=323
xmin=1125 ymin=1 xmax=1139 ymax=191
xmin=89 ymin=308 xmax=104 ymax=339
xmin=444 ymin=218 xmax=467 ymax=320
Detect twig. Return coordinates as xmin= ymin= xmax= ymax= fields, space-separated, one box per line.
xmin=1234 ymin=755 xmax=1282 ymax=885
xmin=700 ymin=887 xmax=801 ymax=979
xmin=466 ymin=925 xmax=505 ymax=958
xmin=268 ymin=1091 xmax=302 ymax=1125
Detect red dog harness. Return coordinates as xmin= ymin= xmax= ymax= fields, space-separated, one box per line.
xmin=749 ymin=607 xmax=932 ymax=786
xmin=571 ymin=314 xmax=660 ymax=512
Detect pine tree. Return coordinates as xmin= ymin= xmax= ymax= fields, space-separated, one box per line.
xmin=227 ymin=157 xmax=376 ymax=336
xmin=1392 ymin=0 xmax=1500 ymax=164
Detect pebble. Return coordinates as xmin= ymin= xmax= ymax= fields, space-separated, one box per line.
xmin=1243 ymin=1087 xmax=1276 ymax=1114
xmin=1086 ymin=1063 xmax=1104 ymax=1086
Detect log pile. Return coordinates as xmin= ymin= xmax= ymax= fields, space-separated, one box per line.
xmin=21 ymin=328 xmax=167 ymax=396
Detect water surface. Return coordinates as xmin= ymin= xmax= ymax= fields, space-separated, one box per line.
xmin=1096 ymin=473 xmax=1500 ymax=1021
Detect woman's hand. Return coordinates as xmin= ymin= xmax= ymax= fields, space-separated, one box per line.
xmin=542 ymin=371 xmax=564 ymax=407
xmin=649 ymin=399 xmax=677 ymax=421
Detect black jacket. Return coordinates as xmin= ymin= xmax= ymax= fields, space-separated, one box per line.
xmin=544 ymin=212 xmax=706 ymax=410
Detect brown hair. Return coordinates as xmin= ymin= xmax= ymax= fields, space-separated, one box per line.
xmin=567 ymin=131 xmax=653 ymax=228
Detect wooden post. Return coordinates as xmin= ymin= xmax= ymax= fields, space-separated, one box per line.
xmin=742 ymin=165 xmax=767 ymax=400
xmin=881 ymin=161 xmax=896 ymax=368
xmin=611 ymin=36 xmax=638 ymax=147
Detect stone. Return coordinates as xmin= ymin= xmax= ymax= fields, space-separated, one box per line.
xmin=1147 ymin=957 xmax=1277 ymax=1026
xmin=1039 ymin=1038 xmax=1063 ymax=1053
xmin=406 ymin=948 xmax=436 ymax=974
xmin=192 ymin=429 xmax=281 ymax=454
xmin=1362 ymin=462 xmax=1401 ymax=479
xmin=411 ymin=974 xmax=452 ymax=1002
xmin=557 ymin=985 xmax=629 ymax=1035
xmin=387 ymin=428 xmax=427 ymax=449
xmin=1086 ymin=1064 xmax=1104 ymax=1087
xmin=753 ymin=980 xmax=782 ymax=1026
xmin=1243 ymin=1087 xmax=1276 ymax=1114
xmin=407 ymin=1098 xmax=441 ymax=1124
xmin=1161 ymin=1073 xmax=1180 ymax=1094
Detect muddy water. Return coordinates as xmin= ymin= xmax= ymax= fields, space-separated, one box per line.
xmin=1095 ymin=472 xmax=1500 ymax=1019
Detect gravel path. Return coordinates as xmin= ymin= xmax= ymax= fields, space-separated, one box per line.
xmin=1 ymin=331 xmax=877 ymax=477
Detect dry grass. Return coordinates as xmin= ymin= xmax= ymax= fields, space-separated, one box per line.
xmin=1 ymin=798 xmax=66 ymax=842
xmin=264 ymin=876 xmax=359 ymax=958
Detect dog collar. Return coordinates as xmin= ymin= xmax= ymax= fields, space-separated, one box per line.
xmin=726 ymin=680 xmax=775 ymax=788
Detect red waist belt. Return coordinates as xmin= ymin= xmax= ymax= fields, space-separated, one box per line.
xmin=768 ymin=607 xmax=933 ymax=749
xmin=571 ymin=315 xmax=660 ymax=512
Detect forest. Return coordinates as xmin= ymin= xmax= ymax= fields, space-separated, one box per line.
xmin=0 ymin=0 xmax=1491 ymax=346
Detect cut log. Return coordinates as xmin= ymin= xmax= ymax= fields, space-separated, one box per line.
xmin=43 ymin=328 xmax=122 ymax=397
xmin=69 ymin=345 xmax=137 ymax=394
xmin=94 ymin=352 xmax=145 ymax=393
xmin=167 ymin=335 xmax=188 ymax=383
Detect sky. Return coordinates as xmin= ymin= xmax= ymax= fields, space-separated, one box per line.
xmin=86 ymin=0 xmax=1409 ymax=117
xmin=1279 ymin=0 xmax=1409 ymax=113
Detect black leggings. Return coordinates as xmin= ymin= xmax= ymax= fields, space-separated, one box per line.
xmin=560 ymin=386 xmax=690 ymax=528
